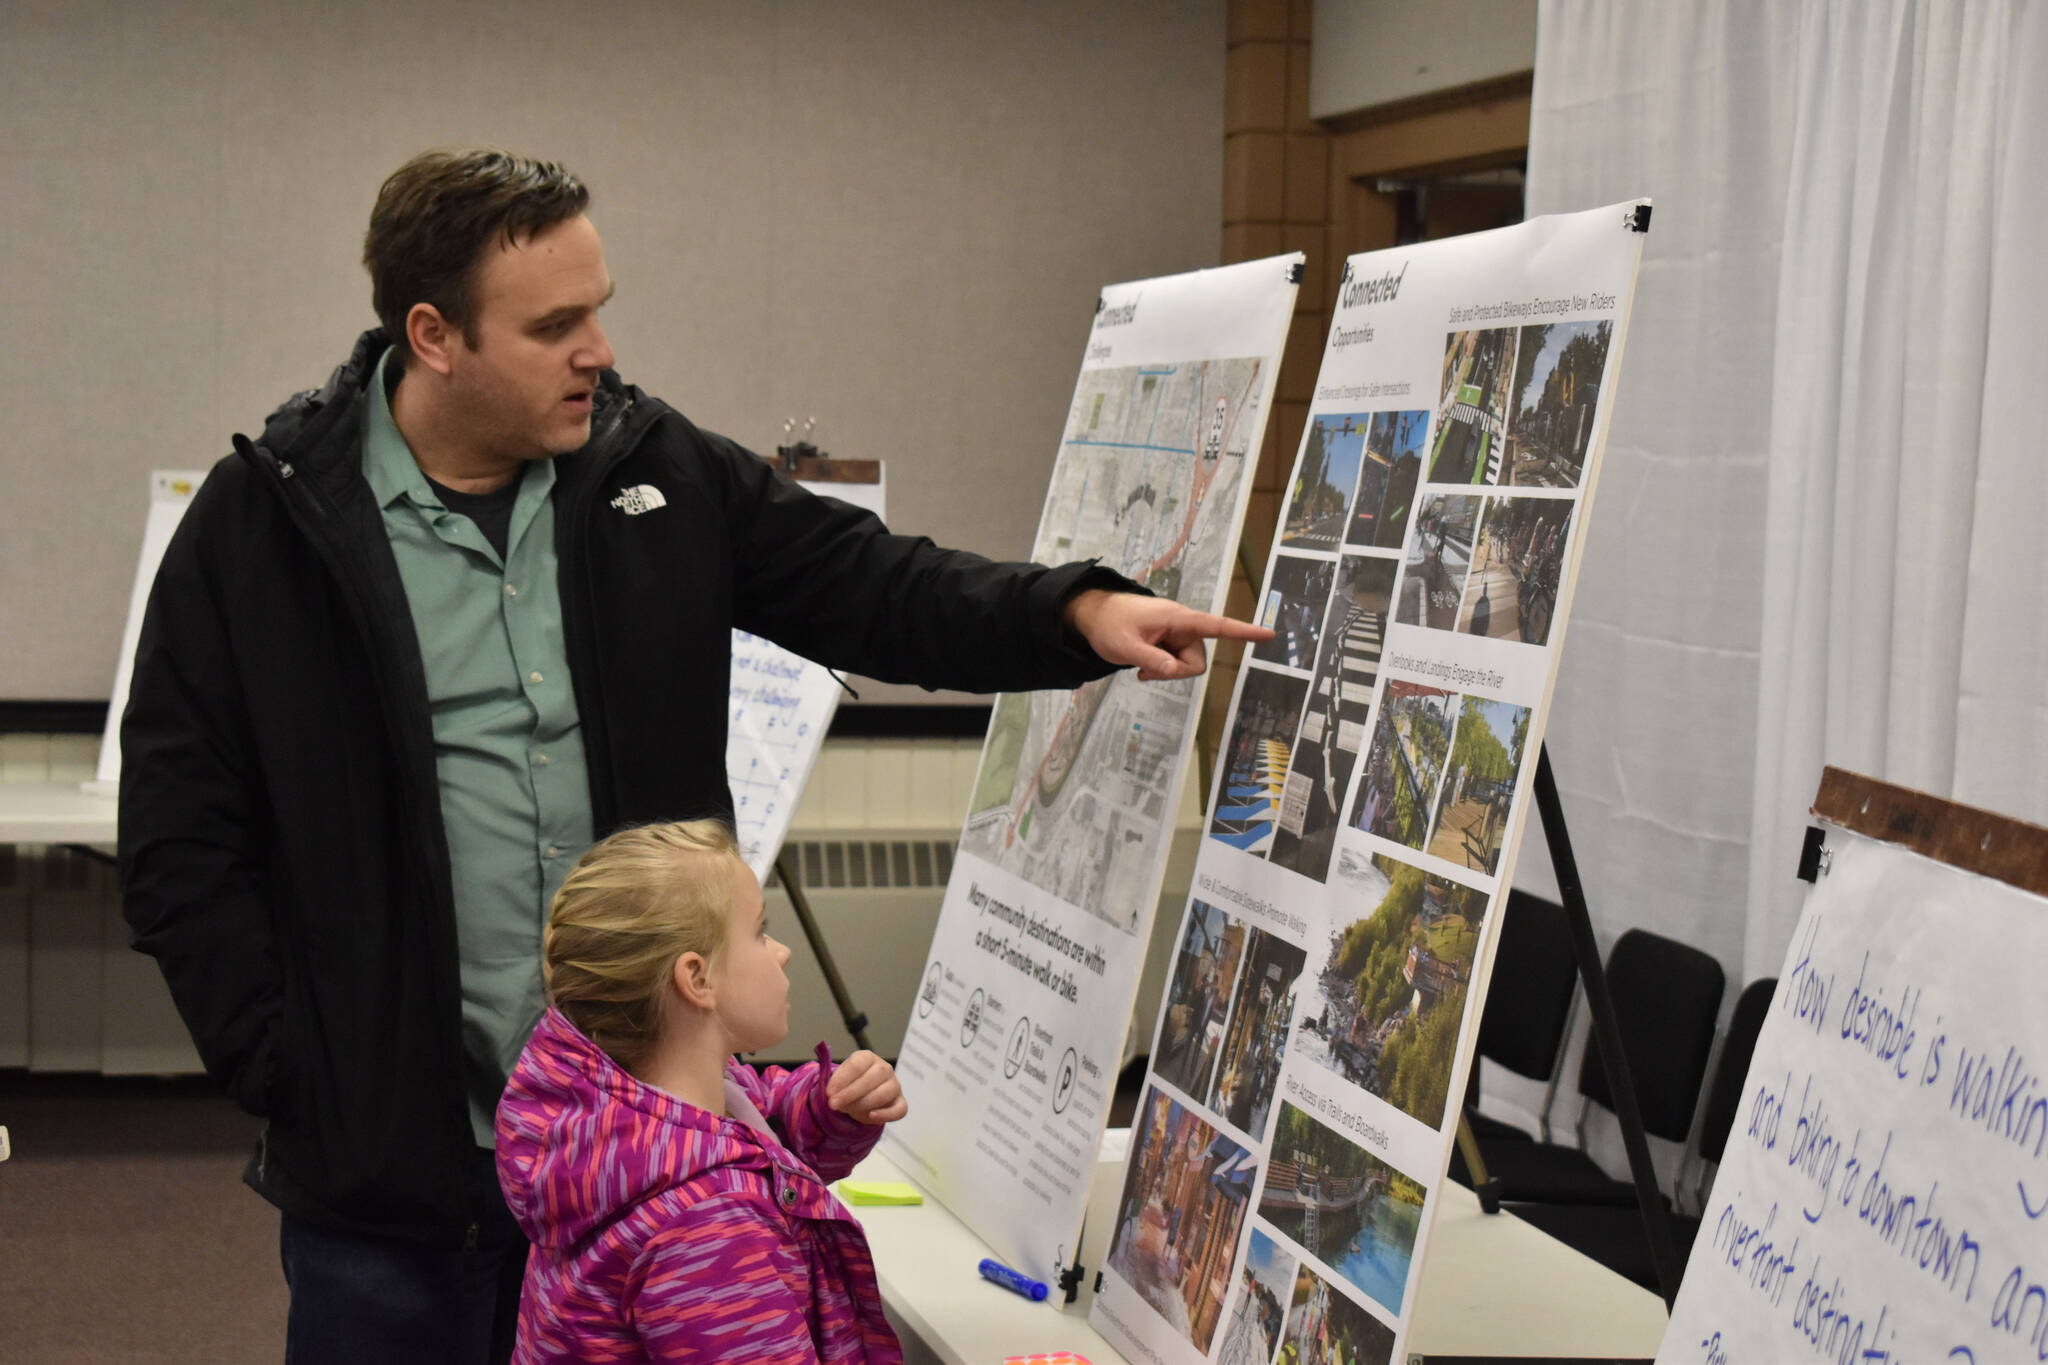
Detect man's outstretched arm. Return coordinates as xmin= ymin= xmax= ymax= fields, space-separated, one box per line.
xmin=1063 ymin=588 xmax=1275 ymax=682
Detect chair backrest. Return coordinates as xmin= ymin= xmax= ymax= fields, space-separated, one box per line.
xmin=1697 ymin=977 xmax=1777 ymax=1165
xmin=1577 ymin=928 xmax=1727 ymax=1142
xmin=1476 ymin=889 xmax=1578 ymax=1080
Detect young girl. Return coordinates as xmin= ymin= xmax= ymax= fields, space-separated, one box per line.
xmin=496 ymin=820 xmax=908 ymax=1363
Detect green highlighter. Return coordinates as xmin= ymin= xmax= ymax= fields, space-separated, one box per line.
xmin=837 ymin=1180 xmax=924 ymax=1206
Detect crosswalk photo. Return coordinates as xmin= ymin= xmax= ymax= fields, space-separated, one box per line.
xmin=1280 ymin=412 xmax=1370 ymax=554
xmin=1429 ymin=327 xmax=1517 ymax=486
xmin=1208 ymin=667 xmax=1309 ymax=856
xmin=1267 ymin=555 xmax=1396 ymax=882
xmin=1251 ymin=554 xmax=1336 ymax=671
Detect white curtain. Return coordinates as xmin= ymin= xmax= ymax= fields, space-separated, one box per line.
xmin=1953 ymin=2 xmax=2048 ymax=834
xmin=1522 ymin=0 xmax=2048 ymax=988
xmin=1516 ymin=1 xmax=1800 ymax=985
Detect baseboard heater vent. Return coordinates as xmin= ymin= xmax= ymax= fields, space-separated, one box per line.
xmin=767 ymin=838 xmax=957 ymax=891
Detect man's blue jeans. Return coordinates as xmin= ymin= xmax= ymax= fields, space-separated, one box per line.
xmin=278 ymin=1147 xmax=527 ymax=1364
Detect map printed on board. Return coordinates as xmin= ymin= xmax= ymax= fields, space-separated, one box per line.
xmin=886 ymin=255 xmax=1304 ymax=1288
xmin=1091 ymin=202 xmax=1649 ymax=1365
xmin=959 ymin=359 xmax=1266 ymax=933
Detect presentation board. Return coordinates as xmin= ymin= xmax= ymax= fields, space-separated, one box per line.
xmin=1090 ymin=202 xmax=1649 ymax=1365
xmin=1660 ymin=768 xmax=2048 ymax=1365
xmin=91 ymin=470 xmax=210 ymax=791
xmin=884 ymin=254 xmax=1305 ymax=1287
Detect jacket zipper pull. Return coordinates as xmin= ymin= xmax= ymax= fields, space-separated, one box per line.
xmin=464 ymin=1221 xmax=480 ymax=1255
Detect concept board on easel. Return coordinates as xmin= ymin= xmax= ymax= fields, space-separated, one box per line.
xmin=1660 ymin=768 xmax=2048 ymax=1365
xmin=885 ymin=254 xmax=1305 ymax=1288
xmin=1091 ymin=202 xmax=1650 ymax=1365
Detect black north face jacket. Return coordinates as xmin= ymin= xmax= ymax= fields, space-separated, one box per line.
xmin=118 ymin=330 xmax=1129 ymax=1244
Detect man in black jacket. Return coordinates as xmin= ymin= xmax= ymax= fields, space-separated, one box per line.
xmin=118 ymin=149 xmax=1265 ymax=1363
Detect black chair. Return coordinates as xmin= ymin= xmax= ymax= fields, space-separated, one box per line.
xmin=1479 ymin=928 xmax=1726 ymax=1208
xmin=1466 ymin=889 xmax=1580 ymax=1145
xmin=1689 ymin=975 xmax=1776 ymax=1203
xmin=1510 ymin=977 xmax=1777 ymax=1289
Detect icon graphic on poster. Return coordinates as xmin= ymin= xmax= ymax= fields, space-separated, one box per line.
xmin=917 ymin=962 xmax=942 ymax=1019
xmin=961 ymin=988 xmax=985 ymax=1048
xmin=1004 ymin=1016 xmax=1031 ymax=1080
xmin=1053 ymin=1048 xmax=1078 ymax=1113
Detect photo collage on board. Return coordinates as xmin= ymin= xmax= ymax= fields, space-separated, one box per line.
xmin=1195 ymin=319 xmax=1615 ymax=1359
xmin=1116 ymin=892 xmax=1311 ymax=1361
xmin=1152 ymin=900 xmax=1310 ymax=1143
xmin=1109 ymin=225 xmax=1635 ymax=1365
xmin=1208 ymin=410 xmax=1417 ymax=885
xmin=1302 ymin=853 xmax=1492 ymax=1129
xmin=1106 ymin=1083 xmax=1262 ymax=1357
xmin=1395 ymin=321 xmax=1614 ymax=645
xmin=1260 ymin=1101 xmax=1424 ymax=1324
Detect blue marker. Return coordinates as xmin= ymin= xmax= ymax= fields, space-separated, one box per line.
xmin=978 ymin=1257 xmax=1049 ymax=1301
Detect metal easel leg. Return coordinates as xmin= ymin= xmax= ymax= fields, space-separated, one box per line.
xmin=1455 ymin=1112 xmax=1502 ymax=1214
xmin=1532 ymin=745 xmax=1682 ymax=1308
xmin=774 ymin=848 xmax=874 ymax=1055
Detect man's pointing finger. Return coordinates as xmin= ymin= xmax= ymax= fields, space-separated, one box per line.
xmin=1170 ymin=609 xmax=1273 ymax=643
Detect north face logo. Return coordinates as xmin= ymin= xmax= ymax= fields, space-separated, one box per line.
xmin=610 ymin=485 xmax=667 ymax=515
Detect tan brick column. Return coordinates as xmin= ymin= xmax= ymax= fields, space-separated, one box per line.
xmin=1203 ymin=0 xmax=1331 ymax=780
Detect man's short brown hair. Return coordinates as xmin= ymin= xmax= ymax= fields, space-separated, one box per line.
xmin=363 ymin=149 xmax=590 ymax=364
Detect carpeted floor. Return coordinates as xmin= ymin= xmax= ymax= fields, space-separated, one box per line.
xmin=0 ymin=1061 xmax=1154 ymax=1362
xmin=0 ymin=1075 xmax=285 ymax=1364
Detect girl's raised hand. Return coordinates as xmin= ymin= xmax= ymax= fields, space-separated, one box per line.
xmin=826 ymin=1051 xmax=908 ymax=1125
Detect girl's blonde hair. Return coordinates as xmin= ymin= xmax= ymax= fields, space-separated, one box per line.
xmin=543 ymin=819 xmax=743 ymax=1072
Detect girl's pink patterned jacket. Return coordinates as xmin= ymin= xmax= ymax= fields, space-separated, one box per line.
xmin=496 ymin=1007 xmax=903 ymax=1363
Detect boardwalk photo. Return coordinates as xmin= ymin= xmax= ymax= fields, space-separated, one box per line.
xmin=1349 ymin=681 xmax=1458 ymax=852
xmin=1394 ymin=492 xmax=1480 ymax=631
xmin=1293 ymin=853 xmax=1488 ymax=1128
xmin=1269 ymin=555 xmax=1395 ymax=882
xmin=1424 ymin=695 xmax=1530 ymax=876
xmin=1429 ymin=328 xmax=1517 ymax=486
xmin=1209 ymin=668 xmax=1310 ymax=857
xmin=1281 ymin=413 xmax=1368 ymax=552
xmin=1455 ymin=495 xmax=1574 ymax=646
xmin=1276 ymin=1261 xmax=1397 ymax=1365
xmin=1506 ymin=319 xmax=1613 ymax=487
xmin=1259 ymin=1100 xmax=1425 ymax=1319
xmin=1107 ymin=1086 xmax=1259 ymax=1355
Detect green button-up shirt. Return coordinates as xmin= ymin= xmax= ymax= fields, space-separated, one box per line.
xmin=362 ymin=351 xmax=593 ymax=1146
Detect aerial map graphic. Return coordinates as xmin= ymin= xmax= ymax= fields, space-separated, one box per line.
xmin=960 ymin=357 xmax=1266 ymax=932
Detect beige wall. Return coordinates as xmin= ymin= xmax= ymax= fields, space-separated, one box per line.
xmin=1311 ymin=0 xmax=1536 ymax=119
xmin=1 ymin=0 xmax=1224 ymax=700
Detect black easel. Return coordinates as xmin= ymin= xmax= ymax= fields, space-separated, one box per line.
xmin=774 ymin=847 xmax=875 ymax=1054
xmin=758 ymin=429 xmax=879 ymax=1056
xmin=1457 ymin=745 xmax=1683 ymax=1309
